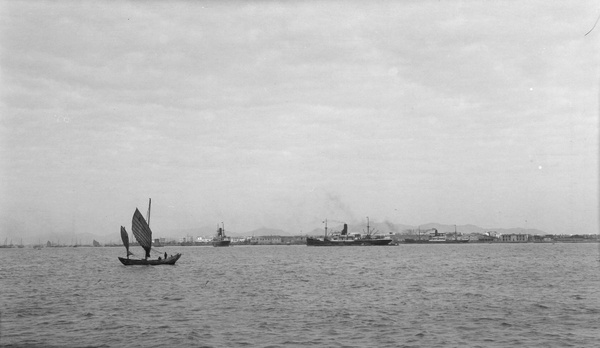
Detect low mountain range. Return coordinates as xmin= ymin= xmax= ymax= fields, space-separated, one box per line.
xmin=24 ymin=222 xmax=548 ymax=246
xmin=302 ymin=222 xmax=546 ymax=237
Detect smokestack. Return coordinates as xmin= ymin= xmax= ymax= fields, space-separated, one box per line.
xmin=341 ymin=224 xmax=348 ymax=235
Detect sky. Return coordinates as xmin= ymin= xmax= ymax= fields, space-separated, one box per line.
xmin=1 ymin=0 xmax=598 ymax=242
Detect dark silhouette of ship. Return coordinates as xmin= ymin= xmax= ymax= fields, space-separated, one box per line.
xmin=307 ymin=218 xmax=393 ymax=246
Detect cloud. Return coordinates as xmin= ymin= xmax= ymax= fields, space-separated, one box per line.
xmin=1 ymin=1 xmax=598 ymax=240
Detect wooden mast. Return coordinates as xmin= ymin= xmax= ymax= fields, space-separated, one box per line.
xmin=147 ymin=198 xmax=152 ymax=227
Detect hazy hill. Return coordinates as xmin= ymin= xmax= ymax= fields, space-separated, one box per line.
xmin=158 ymin=222 xmax=549 ymax=238
xmin=398 ymin=223 xmax=546 ymax=236
xmin=20 ymin=221 xmax=550 ymax=246
xmin=245 ymin=227 xmax=288 ymax=236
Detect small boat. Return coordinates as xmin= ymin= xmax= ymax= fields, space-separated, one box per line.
xmin=93 ymin=239 xmax=101 ymax=247
xmin=306 ymin=217 xmax=393 ymax=246
xmin=118 ymin=199 xmax=181 ymax=266
xmin=212 ymin=223 xmax=231 ymax=247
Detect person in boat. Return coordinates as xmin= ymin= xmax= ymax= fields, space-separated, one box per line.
xmin=164 ymin=252 xmax=167 ymax=259
xmin=158 ymin=256 xmax=161 ymax=261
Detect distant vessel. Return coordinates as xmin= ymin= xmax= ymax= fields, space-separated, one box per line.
xmin=306 ymin=217 xmax=393 ymax=246
xmin=93 ymin=240 xmax=101 ymax=247
xmin=0 ymin=238 xmax=12 ymax=248
xmin=404 ymin=225 xmax=469 ymax=244
xmin=118 ymin=199 xmax=181 ymax=266
xmin=212 ymin=223 xmax=231 ymax=247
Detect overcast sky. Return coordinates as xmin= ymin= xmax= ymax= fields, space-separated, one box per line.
xmin=1 ymin=1 xmax=598 ymax=242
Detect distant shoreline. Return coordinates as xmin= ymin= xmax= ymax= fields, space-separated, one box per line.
xmin=5 ymin=239 xmax=598 ymax=248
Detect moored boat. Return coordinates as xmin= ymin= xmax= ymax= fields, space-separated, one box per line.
xmin=306 ymin=217 xmax=393 ymax=246
xmin=212 ymin=223 xmax=231 ymax=247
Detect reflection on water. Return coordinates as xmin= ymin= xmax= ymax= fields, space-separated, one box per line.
xmin=1 ymin=243 xmax=599 ymax=347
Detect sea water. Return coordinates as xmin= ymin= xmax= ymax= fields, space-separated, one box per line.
xmin=1 ymin=243 xmax=599 ymax=347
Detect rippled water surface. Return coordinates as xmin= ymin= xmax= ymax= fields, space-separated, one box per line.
xmin=1 ymin=243 xmax=599 ymax=347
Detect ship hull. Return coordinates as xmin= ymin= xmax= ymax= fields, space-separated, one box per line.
xmin=212 ymin=240 xmax=231 ymax=247
xmin=118 ymin=253 xmax=182 ymax=265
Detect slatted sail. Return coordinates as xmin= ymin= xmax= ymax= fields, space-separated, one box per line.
xmin=132 ymin=208 xmax=152 ymax=259
xmin=120 ymin=226 xmax=133 ymax=256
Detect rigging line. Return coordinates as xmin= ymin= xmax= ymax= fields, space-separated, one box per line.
xmin=585 ymin=11 xmax=600 ymax=36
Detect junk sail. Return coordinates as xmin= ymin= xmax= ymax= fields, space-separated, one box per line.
xmin=132 ymin=208 xmax=153 ymax=259
xmin=120 ymin=226 xmax=133 ymax=256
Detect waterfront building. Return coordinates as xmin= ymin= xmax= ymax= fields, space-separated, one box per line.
xmin=500 ymin=234 xmax=529 ymax=242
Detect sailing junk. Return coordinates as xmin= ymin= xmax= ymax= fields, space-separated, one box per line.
xmin=118 ymin=202 xmax=181 ymax=266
